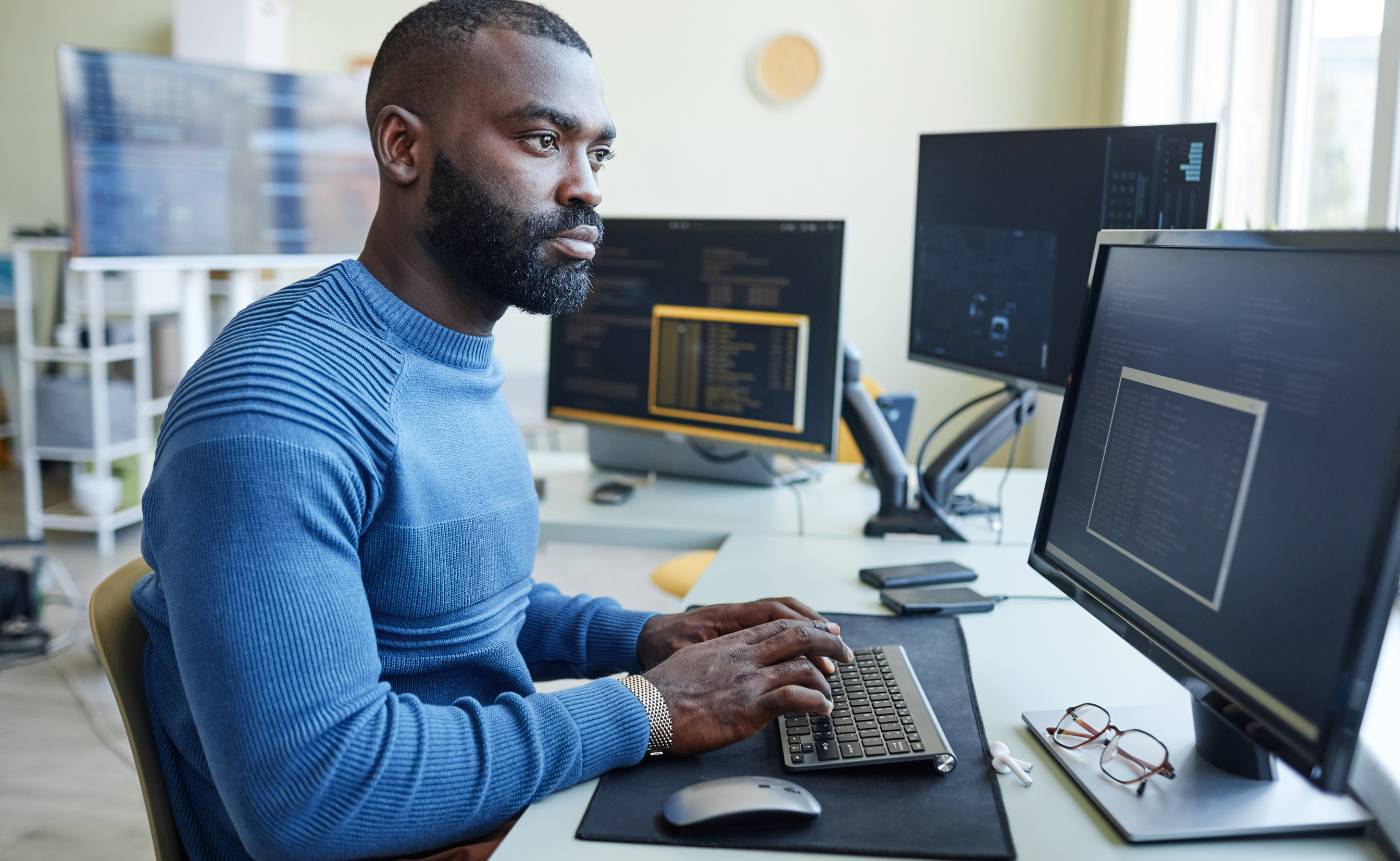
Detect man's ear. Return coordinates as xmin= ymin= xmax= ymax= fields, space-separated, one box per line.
xmin=372 ymin=105 xmax=428 ymax=186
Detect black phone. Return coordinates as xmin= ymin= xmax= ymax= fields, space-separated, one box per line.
xmin=879 ymin=586 xmax=999 ymax=616
xmin=859 ymin=560 xmax=976 ymax=589
xmin=589 ymin=481 xmax=635 ymax=505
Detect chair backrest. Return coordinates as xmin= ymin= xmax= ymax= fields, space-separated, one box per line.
xmin=89 ymin=558 xmax=186 ymax=861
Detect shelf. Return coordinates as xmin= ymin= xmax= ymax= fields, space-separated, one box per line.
xmin=26 ymin=343 xmax=142 ymax=363
xmin=41 ymin=500 xmax=143 ymax=532
xmin=34 ymin=438 xmax=147 ymax=462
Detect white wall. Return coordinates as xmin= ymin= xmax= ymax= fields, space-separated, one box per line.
xmin=291 ymin=0 xmax=1127 ymax=463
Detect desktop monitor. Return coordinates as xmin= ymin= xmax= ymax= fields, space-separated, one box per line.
xmin=891 ymin=124 xmax=1216 ymax=539
xmin=547 ymin=219 xmax=844 ymax=482
xmin=1028 ymin=230 xmax=1400 ymax=838
xmin=57 ymin=46 xmax=377 ymax=257
xmin=908 ymin=123 xmax=1217 ymax=391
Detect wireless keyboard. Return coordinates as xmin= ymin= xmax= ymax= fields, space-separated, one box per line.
xmin=778 ymin=645 xmax=956 ymax=773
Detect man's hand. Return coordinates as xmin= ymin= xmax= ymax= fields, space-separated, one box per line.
xmin=637 ymin=596 xmax=840 ymax=671
xmin=641 ymin=618 xmax=854 ymax=756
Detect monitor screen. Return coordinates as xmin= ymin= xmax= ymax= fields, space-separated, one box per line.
xmin=908 ymin=124 xmax=1216 ymax=390
xmin=547 ymin=219 xmax=844 ymax=456
xmin=1033 ymin=232 xmax=1400 ymax=786
xmin=58 ymin=46 xmax=377 ymax=257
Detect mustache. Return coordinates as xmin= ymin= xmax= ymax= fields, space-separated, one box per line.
xmin=532 ymin=205 xmax=604 ymax=245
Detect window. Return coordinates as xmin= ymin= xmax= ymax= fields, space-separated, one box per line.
xmin=1280 ymin=0 xmax=1386 ymax=227
xmin=1122 ymin=0 xmax=1400 ymax=230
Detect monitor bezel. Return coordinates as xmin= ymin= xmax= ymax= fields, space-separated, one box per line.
xmin=1028 ymin=228 xmax=1400 ymax=793
xmin=546 ymin=217 xmax=846 ymax=461
xmin=906 ymin=122 xmax=1219 ymax=394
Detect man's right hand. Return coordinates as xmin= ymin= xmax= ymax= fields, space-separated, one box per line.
xmin=641 ymin=618 xmax=854 ymax=756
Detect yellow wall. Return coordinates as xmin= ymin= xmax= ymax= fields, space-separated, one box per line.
xmin=0 ymin=0 xmax=1128 ymax=465
xmin=0 ymin=0 xmax=171 ymax=252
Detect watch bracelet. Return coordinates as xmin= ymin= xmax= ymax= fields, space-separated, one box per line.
xmin=620 ymin=674 xmax=673 ymax=755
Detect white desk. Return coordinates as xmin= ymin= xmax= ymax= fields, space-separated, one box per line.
xmin=530 ymin=452 xmax=1046 ymax=548
xmin=498 ymin=534 xmax=1386 ymax=860
xmin=506 ymin=454 xmax=1393 ymax=859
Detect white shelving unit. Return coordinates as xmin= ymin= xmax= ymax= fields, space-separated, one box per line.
xmin=10 ymin=239 xmax=344 ymax=554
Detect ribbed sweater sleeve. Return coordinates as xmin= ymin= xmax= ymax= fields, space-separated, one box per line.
xmin=142 ymin=435 xmax=650 ymax=861
xmin=518 ymin=583 xmax=657 ymax=680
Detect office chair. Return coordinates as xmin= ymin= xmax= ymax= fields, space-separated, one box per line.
xmin=89 ymin=557 xmax=186 ymax=861
xmin=648 ymin=376 xmax=886 ymax=599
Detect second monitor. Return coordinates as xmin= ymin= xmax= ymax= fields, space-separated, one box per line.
xmin=548 ymin=218 xmax=844 ymax=484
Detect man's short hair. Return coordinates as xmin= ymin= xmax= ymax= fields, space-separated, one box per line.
xmin=365 ymin=0 xmax=591 ymax=129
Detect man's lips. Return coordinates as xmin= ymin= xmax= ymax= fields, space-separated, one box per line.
xmin=545 ymin=225 xmax=599 ymax=260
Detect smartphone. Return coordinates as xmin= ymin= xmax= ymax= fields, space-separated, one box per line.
xmin=879 ymin=586 xmax=998 ymax=616
xmin=859 ymin=560 xmax=976 ymax=590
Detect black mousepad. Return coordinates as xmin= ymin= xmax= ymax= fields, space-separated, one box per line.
xmin=576 ymin=613 xmax=1016 ymax=859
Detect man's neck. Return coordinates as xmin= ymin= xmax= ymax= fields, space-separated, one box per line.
xmin=359 ymin=220 xmax=506 ymax=337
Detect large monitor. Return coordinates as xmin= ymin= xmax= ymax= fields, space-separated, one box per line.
xmin=884 ymin=124 xmax=1216 ymax=541
xmin=547 ymin=219 xmax=844 ymax=481
xmin=1028 ymin=230 xmax=1400 ymax=838
xmin=58 ymin=46 xmax=376 ymax=257
xmin=908 ymin=123 xmax=1217 ymax=391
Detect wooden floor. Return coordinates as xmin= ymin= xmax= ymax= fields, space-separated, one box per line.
xmin=0 ymin=465 xmax=681 ymax=860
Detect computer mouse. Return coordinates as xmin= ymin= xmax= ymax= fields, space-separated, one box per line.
xmin=661 ymin=776 xmax=821 ymax=828
xmin=589 ymin=480 xmax=634 ymax=505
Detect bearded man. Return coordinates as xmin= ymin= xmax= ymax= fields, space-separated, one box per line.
xmin=132 ymin=2 xmax=850 ymax=859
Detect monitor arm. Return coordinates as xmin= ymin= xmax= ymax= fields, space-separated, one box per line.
xmin=840 ymin=344 xmax=966 ymax=541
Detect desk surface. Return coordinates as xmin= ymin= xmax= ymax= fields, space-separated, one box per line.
xmin=497 ymin=532 xmax=1387 ymax=861
xmin=530 ymin=452 xmax=1046 ymax=549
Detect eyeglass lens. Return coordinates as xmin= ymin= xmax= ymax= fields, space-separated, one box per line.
xmin=1053 ymin=703 xmax=1110 ymax=749
xmin=1101 ymin=729 xmax=1169 ymax=784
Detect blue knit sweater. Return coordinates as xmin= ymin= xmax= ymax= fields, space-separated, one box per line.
xmin=132 ymin=260 xmax=654 ymax=860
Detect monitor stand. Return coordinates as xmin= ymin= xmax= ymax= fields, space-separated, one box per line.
xmin=1021 ymin=697 xmax=1371 ymax=841
xmin=841 ymin=344 xmax=1035 ymax=542
xmin=586 ymin=426 xmax=812 ymax=487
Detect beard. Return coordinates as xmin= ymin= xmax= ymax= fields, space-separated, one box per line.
xmin=422 ymin=150 xmax=603 ymax=316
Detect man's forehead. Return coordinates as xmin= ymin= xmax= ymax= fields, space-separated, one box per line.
xmin=452 ymin=27 xmax=611 ymax=135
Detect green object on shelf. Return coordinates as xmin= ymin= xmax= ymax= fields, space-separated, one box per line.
xmin=111 ymin=456 xmax=142 ymax=510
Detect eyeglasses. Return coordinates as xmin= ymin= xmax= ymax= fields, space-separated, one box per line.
xmin=1044 ymin=703 xmax=1176 ymax=796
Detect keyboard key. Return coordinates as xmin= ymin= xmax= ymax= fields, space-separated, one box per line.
xmin=856 ymin=720 xmax=878 ymax=731
xmin=817 ymin=741 xmax=840 ymax=761
xmin=859 ymin=729 xmax=882 ymax=740
xmin=911 ymin=743 xmax=925 ymax=752
xmin=888 ymin=740 xmax=911 ymax=754
xmin=840 ymin=742 xmax=863 ymax=759
xmin=863 ymin=745 xmax=887 ymax=757
xmin=802 ymin=743 xmax=814 ymax=752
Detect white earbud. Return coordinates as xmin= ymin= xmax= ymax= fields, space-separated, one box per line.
xmin=988 ymin=740 xmax=1034 ymax=787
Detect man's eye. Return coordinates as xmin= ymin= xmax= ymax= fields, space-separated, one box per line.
xmin=589 ymin=148 xmax=615 ymax=167
xmin=523 ymin=133 xmax=560 ymax=152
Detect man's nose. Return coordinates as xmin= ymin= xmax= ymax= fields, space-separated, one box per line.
xmin=556 ymin=150 xmax=602 ymax=209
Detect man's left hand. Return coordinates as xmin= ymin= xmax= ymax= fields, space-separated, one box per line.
xmin=637 ymin=597 xmax=842 ymax=671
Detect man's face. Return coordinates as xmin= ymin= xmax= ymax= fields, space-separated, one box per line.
xmin=421 ymin=28 xmax=615 ymax=316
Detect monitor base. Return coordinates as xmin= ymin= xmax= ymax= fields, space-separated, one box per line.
xmin=1022 ymin=705 xmax=1371 ymax=842
xmin=863 ymin=506 xmax=966 ymax=542
xmin=586 ymin=426 xmax=814 ymax=487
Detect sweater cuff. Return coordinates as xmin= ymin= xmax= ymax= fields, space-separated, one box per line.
xmin=588 ymin=604 xmax=658 ymax=674
xmin=554 ymin=678 xmax=651 ymax=777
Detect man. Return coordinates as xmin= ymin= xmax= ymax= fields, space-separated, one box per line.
xmin=132 ymin=1 xmax=850 ymax=858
